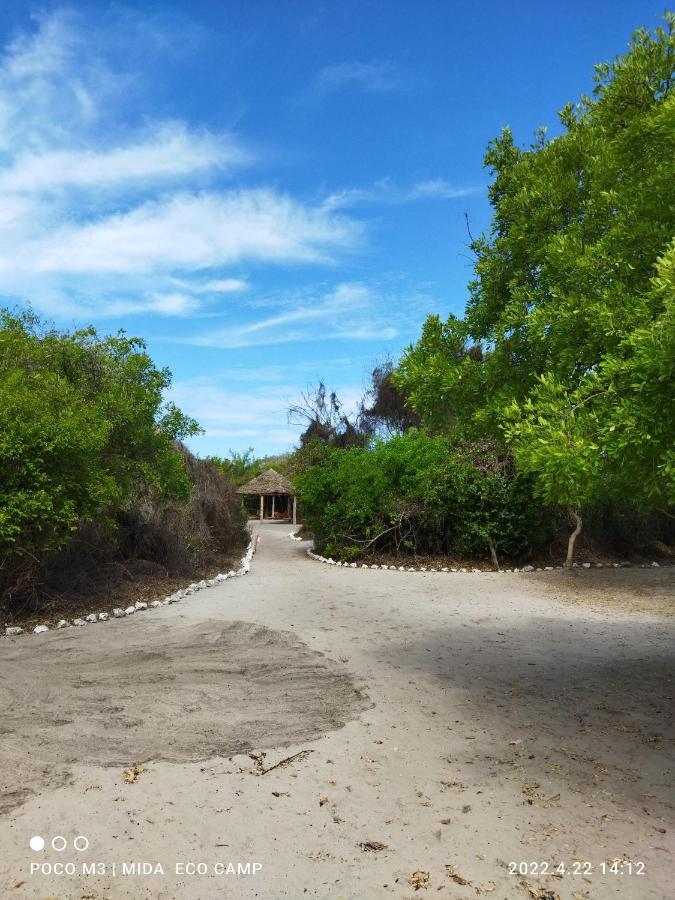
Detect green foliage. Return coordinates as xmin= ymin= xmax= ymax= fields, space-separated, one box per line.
xmin=296 ymin=430 xmax=545 ymax=561
xmin=0 ymin=309 xmax=201 ymax=564
xmin=208 ymin=448 xmax=292 ymax=487
xmin=395 ymin=17 xmax=675 ymax=522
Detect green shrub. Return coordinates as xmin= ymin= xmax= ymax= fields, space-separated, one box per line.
xmin=0 ymin=310 xmax=200 ymax=584
xmin=296 ymin=430 xmax=547 ymax=562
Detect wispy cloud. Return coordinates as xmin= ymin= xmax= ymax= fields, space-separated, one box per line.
xmin=0 ymin=123 xmax=248 ymax=194
xmin=176 ymin=281 xmax=404 ymax=349
xmin=0 ymin=10 xmax=364 ymax=318
xmin=169 ymin=376 xmax=365 ymax=455
xmin=299 ymin=60 xmax=398 ymax=105
xmin=322 ymin=178 xmax=483 ymax=211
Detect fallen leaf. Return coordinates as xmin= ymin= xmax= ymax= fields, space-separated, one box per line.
xmin=122 ymin=765 xmax=147 ymax=784
xmin=319 ymin=796 xmax=329 ymax=806
xmin=445 ymin=864 xmax=471 ymax=885
xmin=409 ymin=870 xmax=430 ymax=891
xmin=358 ymin=840 xmax=388 ymax=852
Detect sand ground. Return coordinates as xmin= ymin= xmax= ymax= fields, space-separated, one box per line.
xmin=1 ymin=522 xmax=673 ymax=900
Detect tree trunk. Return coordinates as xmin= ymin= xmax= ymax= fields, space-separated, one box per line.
xmin=488 ymin=539 xmax=500 ymax=572
xmin=565 ymin=508 xmax=583 ymax=569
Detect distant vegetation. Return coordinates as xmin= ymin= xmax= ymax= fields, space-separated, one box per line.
xmin=293 ymin=17 xmax=675 ymax=567
xmin=0 ymin=310 xmax=246 ymax=616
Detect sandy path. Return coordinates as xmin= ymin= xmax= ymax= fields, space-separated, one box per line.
xmin=1 ymin=522 xmax=673 ymax=899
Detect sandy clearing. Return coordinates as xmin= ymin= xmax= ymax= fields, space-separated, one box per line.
xmin=0 ymin=521 xmax=673 ymax=900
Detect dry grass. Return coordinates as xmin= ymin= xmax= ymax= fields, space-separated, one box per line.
xmin=1 ymin=445 xmax=247 ymax=624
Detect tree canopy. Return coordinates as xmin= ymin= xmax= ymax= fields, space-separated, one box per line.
xmin=393 ymin=17 xmax=675 ymax=558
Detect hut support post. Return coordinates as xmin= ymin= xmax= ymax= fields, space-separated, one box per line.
xmin=271 ymin=495 xmax=275 ymax=518
xmin=259 ymin=494 xmax=263 ymax=521
xmin=293 ymin=496 xmax=297 ymax=525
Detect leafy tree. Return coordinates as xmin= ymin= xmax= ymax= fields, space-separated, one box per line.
xmin=0 ymin=310 xmax=201 ymax=569
xmin=395 ymin=16 xmax=675 ymax=562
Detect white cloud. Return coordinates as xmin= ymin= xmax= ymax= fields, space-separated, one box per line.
xmin=0 ymin=11 xmax=364 ymax=318
xmin=1 ymin=189 xmax=360 ymax=278
xmin=0 ymin=123 xmax=248 ymax=194
xmin=301 ymin=61 xmax=398 ymax=104
xmin=322 ymin=178 xmax=482 ymax=211
xmin=171 ymin=377 xmax=365 ymax=456
xmin=193 ymin=278 xmax=250 ymax=294
xmin=177 ymin=281 xmax=399 ymax=349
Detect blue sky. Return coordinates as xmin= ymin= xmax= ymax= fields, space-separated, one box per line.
xmin=0 ymin=1 xmax=663 ymax=457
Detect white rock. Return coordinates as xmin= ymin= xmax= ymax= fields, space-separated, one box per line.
xmin=198 ymin=580 xmax=208 ymax=589
xmin=124 ymin=606 xmax=135 ymax=615
xmin=112 ymin=608 xmax=126 ymax=618
xmin=98 ymin=612 xmax=109 ymax=621
xmin=73 ymin=618 xmax=87 ymax=626
xmin=420 ymin=566 xmax=427 ymax=572
xmin=228 ymin=571 xmax=236 ymax=578
xmin=451 ymin=568 xmax=457 ymax=572
xmin=442 ymin=567 xmax=449 ymax=572
xmin=399 ymin=566 xmax=405 ymax=571
xmin=522 ymin=565 xmax=535 ymax=572
xmin=472 ymin=568 xmax=481 ymax=574
xmin=57 ymin=619 xmax=71 ymax=629
xmin=582 ymin=562 xmax=591 ymax=569
xmin=150 ymin=600 xmax=162 ymax=609
xmin=85 ymin=613 xmax=97 ymax=623
xmin=34 ymin=624 xmax=49 ymax=634
xmin=134 ymin=601 xmax=148 ymax=611
xmin=460 ymin=568 xmax=467 ymax=573
xmin=162 ymin=599 xmax=171 ymax=606
xmin=544 ymin=566 xmax=553 ymax=571
xmin=596 ymin=562 xmax=604 ymax=568
xmin=350 ymin=562 xmax=357 ymax=568
xmin=651 ymin=561 xmax=660 ymax=567
xmin=5 ymin=626 xmax=23 ymax=636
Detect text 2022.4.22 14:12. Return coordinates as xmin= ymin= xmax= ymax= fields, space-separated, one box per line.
xmin=508 ymin=861 xmax=646 ymax=877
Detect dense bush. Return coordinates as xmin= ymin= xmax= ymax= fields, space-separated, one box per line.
xmin=296 ymin=431 xmax=549 ymax=563
xmin=0 ymin=310 xmax=246 ymax=611
xmin=0 ymin=310 xmax=199 ymax=562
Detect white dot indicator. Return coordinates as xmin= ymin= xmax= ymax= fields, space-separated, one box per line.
xmin=29 ymin=835 xmax=44 ymax=852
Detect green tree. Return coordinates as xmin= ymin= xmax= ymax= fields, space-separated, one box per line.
xmin=395 ymin=15 xmax=675 ymax=561
xmin=0 ymin=310 xmax=201 ymax=567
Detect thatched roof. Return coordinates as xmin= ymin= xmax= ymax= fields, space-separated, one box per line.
xmin=236 ymin=468 xmax=296 ymax=496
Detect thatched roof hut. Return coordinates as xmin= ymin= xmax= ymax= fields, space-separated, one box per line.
xmin=237 ymin=469 xmax=297 ymax=522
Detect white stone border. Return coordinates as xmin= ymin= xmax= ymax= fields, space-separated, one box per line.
xmin=4 ymin=535 xmax=259 ymax=638
xmin=288 ymin=531 xmax=303 ymax=542
xmin=305 ymin=548 xmax=661 ymax=575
